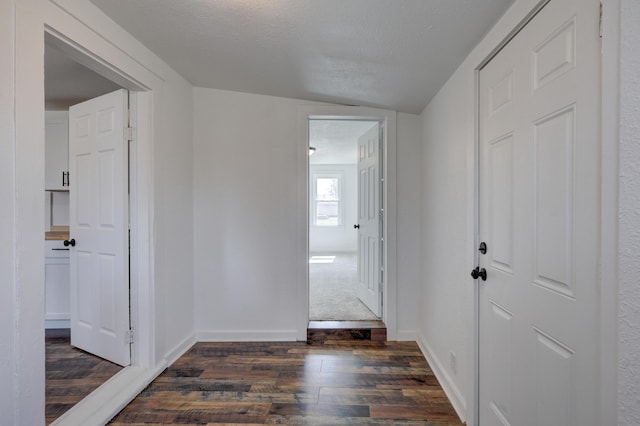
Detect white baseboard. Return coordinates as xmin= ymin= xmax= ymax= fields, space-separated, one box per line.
xmin=51 ymin=363 xmax=167 ymax=426
xmin=416 ymin=334 xmax=467 ymax=423
xmin=396 ymin=329 xmax=417 ymax=341
xmin=164 ymin=332 xmax=197 ymax=366
xmin=196 ymin=329 xmax=298 ymax=342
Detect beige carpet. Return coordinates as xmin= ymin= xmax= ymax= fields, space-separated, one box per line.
xmin=309 ymin=253 xmax=378 ymax=321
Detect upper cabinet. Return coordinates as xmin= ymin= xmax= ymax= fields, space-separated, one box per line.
xmin=45 ymin=111 xmax=69 ymax=191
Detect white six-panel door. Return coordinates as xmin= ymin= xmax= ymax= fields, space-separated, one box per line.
xmin=356 ymin=122 xmax=381 ymax=317
xmin=478 ymin=0 xmax=600 ymax=424
xmin=69 ymin=89 xmax=130 ymax=367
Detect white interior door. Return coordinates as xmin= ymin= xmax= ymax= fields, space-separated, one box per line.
xmin=478 ymin=0 xmax=600 ymax=424
xmin=69 ymin=89 xmax=130 ymax=367
xmin=356 ymin=122 xmax=381 ymax=317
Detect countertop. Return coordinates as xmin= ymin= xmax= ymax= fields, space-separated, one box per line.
xmin=45 ymin=228 xmax=70 ymax=241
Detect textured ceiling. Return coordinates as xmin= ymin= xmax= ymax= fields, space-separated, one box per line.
xmin=309 ymin=120 xmax=377 ymax=165
xmin=90 ymin=0 xmax=514 ymax=114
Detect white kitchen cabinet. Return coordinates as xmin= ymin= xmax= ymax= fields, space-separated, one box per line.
xmin=45 ymin=240 xmax=70 ymax=329
xmin=45 ymin=111 xmax=69 ymax=191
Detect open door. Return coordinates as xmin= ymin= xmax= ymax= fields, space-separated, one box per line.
xmin=356 ymin=122 xmax=381 ymax=316
xmin=69 ymin=89 xmax=131 ymax=367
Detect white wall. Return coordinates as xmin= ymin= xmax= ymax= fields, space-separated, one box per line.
xmin=396 ymin=112 xmax=421 ymax=340
xmin=618 ymin=1 xmax=640 ymax=424
xmin=2 ymin=0 xmax=195 ymax=422
xmin=420 ymin=68 xmax=473 ymax=418
xmin=10 ymin=1 xmax=48 ymax=423
xmin=193 ymin=88 xmax=421 ymax=340
xmin=0 ymin=0 xmax=18 ymax=423
xmin=309 ymin=164 xmax=357 ymax=253
xmin=193 ymin=88 xmax=315 ymax=340
xmin=150 ymin=64 xmax=195 ymax=364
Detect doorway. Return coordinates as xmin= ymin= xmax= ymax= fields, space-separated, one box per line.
xmin=42 ymin=31 xmax=152 ymax=424
xmin=44 ymin=40 xmax=129 ymax=424
xmin=297 ymin=106 xmax=396 ymax=340
xmin=308 ymin=118 xmax=385 ymax=323
xmin=308 ymin=119 xmax=382 ymax=321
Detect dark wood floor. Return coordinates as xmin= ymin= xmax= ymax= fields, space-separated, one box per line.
xmin=109 ymin=340 xmax=464 ymax=425
xmin=45 ymin=329 xmax=123 ymax=425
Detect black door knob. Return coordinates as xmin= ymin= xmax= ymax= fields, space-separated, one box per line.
xmin=470 ymin=267 xmax=487 ymax=281
xmin=353 ymin=224 xmax=360 ymax=229
xmin=63 ymin=238 xmax=76 ymax=247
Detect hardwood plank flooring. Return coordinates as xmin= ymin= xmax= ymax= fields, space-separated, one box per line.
xmin=109 ymin=341 xmax=464 ymax=425
xmin=45 ymin=329 xmax=123 ymax=424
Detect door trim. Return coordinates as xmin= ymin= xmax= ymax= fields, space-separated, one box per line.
xmin=42 ymin=29 xmax=158 ymax=425
xmin=598 ymin=1 xmax=621 ymax=424
xmin=297 ymin=106 xmax=397 ymax=340
xmin=45 ymin=29 xmax=153 ymax=368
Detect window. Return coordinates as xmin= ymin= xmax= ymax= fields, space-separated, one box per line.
xmin=313 ymin=174 xmax=342 ymax=226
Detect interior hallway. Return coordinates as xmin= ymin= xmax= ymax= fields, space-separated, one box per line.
xmin=108 ymin=340 xmax=463 ymax=425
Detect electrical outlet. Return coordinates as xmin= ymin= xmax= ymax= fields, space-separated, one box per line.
xmin=450 ymin=351 xmax=457 ymax=374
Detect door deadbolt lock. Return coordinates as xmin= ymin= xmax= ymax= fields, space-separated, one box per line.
xmin=471 ymin=266 xmax=487 ymax=281
xmin=479 ymin=242 xmax=487 ymax=255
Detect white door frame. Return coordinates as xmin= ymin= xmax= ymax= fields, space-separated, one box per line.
xmin=471 ymin=1 xmax=619 ymax=425
xmin=297 ymin=106 xmax=397 ymax=339
xmin=42 ymin=30 xmax=157 ymax=423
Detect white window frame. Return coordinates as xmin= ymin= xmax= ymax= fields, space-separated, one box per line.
xmin=311 ymin=172 xmax=344 ymax=227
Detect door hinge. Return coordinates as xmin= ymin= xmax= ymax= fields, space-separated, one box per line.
xmin=126 ymin=328 xmax=134 ymax=345
xmin=124 ymin=126 xmax=135 ymax=141
xmin=599 ymin=1 xmax=603 ymax=38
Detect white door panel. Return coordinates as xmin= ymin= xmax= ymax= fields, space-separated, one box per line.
xmin=69 ymin=89 xmax=130 ymax=367
xmin=478 ymin=1 xmax=600 ymax=424
xmin=356 ymin=123 xmax=381 ymax=317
